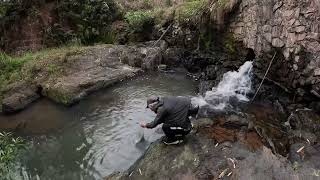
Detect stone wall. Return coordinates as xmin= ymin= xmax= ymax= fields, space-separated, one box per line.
xmin=228 ymin=0 xmax=320 ymax=99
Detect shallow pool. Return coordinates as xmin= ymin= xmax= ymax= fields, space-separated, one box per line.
xmin=0 ymin=72 xmax=197 ymax=180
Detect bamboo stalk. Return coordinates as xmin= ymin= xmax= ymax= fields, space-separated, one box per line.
xmin=252 ymin=52 xmax=277 ymax=101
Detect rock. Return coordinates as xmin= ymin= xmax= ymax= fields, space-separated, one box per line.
xmin=3 ymin=42 xmax=167 ymax=111
xmin=198 ymin=80 xmax=215 ymax=95
xmin=273 ymin=1 xmax=283 ymax=12
xmin=288 ymin=142 xmax=320 ymax=169
xmin=2 ymin=83 xmax=40 ymax=113
xmin=162 ymin=47 xmax=183 ymax=67
xmin=233 ymin=146 xmax=319 ymax=180
xmin=264 ymin=33 xmax=272 ymax=43
xmin=224 ymin=114 xmax=249 ymax=127
xmin=289 ymin=143 xmax=307 ymax=163
xmin=272 ymin=38 xmax=285 ymax=48
xmin=314 ymin=68 xmax=320 ymax=76
xmin=288 ymin=109 xmax=320 ymax=137
xmin=309 ymin=101 xmax=320 ymax=113
xmin=311 ymin=83 xmax=320 ymax=98
xmin=140 ymin=47 xmax=162 ymax=70
xmin=195 ymin=118 xmax=215 ymax=127
xmin=289 ymin=130 xmax=318 ymax=145
xmin=295 ymin=26 xmax=306 ymax=33
xmin=106 ymin=133 xmax=318 ymax=180
xmin=157 ymin=64 xmax=167 ymax=71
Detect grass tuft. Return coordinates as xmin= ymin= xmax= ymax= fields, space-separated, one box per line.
xmin=0 ymin=45 xmax=86 ymax=104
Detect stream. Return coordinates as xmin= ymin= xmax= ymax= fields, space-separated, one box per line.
xmin=0 ymin=72 xmax=197 ymax=180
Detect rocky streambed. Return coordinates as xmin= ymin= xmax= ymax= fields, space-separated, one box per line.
xmin=107 ymin=104 xmax=320 ymax=180
xmin=1 ymin=38 xmax=319 ymax=180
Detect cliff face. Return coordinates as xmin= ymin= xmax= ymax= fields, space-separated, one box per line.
xmin=1 ymin=2 xmax=57 ymax=54
xmin=228 ymin=0 xmax=320 ymax=99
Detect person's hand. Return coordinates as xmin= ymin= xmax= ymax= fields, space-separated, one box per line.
xmin=140 ymin=122 xmax=147 ymax=128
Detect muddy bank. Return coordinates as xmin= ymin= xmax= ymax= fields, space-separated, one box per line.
xmin=1 ymin=41 xmax=168 ymax=114
xmin=107 ymin=106 xmax=320 ymax=180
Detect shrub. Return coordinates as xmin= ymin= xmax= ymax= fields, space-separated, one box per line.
xmin=0 ymin=132 xmax=26 ymax=179
xmin=49 ymin=0 xmax=120 ymax=45
xmin=124 ymin=10 xmax=154 ymax=33
xmin=175 ymin=0 xmax=207 ymax=23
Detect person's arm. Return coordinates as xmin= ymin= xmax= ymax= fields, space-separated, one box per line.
xmin=145 ymin=107 xmax=166 ymax=129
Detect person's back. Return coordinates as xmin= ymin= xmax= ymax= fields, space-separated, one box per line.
xmin=140 ymin=96 xmax=198 ymax=145
xmin=161 ymin=96 xmax=191 ymax=129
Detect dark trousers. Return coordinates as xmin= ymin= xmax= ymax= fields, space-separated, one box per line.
xmin=162 ymin=124 xmax=191 ymax=140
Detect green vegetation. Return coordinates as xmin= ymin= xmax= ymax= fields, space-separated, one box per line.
xmin=0 ymin=45 xmax=86 ymax=96
xmin=175 ymin=0 xmax=207 ymax=23
xmin=224 ymin=33 xmax=237 ymax=55
xmin=0 ymin=132 xmax=26 ymax=179
xmin=124 ymin=10 xmax=154 ymax=33
xmin=1 ymin=0 xmax=120 ymax=46
xmin=52 ymin=0 xmax=120 ymax=45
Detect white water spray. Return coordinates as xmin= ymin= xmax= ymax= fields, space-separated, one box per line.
xmin=192 ymin=61 xmax=253 ymax=110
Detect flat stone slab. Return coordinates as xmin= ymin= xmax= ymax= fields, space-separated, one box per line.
xmin=1 ymin=41 xmax=167 ymax=113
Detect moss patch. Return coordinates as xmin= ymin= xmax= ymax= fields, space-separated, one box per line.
xmin=43 ymin=87 xmax=74 ymax=105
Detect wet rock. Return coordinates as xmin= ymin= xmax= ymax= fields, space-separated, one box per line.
xmin=288 ymin=109 xmax=320 ymax=137
xmin=233 ymin=147 xmax=312 ymax=180
xmin=289 ymin=130 xmax=318 ymax=145
xmin=106 ymin=111 xmax=319 ymax=180
xmin=309 ymin=101 xmax=320 ymax=113
xmin=2 ymin=83 xmax=40 ymax=113
xmin=162 ymin=47 xmax=183 ymax=67
xmin=3 ymin=41 xmax=167 ymax=111
xmin=140 ymin=48 xmax=162 ymax=70
xmin=224 ymin=114 xmax=249 ymax=127
xmin=311 ymin=83 xmax=320 ymax=98
xmin=120 ymin=41 xmax=167 ymax=70
xmin=288 ymin=142 xmax=320 ymax=171
xmin=194 ymin=118 xmax=215 ymax=128
xmin=289 ymin=143 xmax=307 ymax=163
xmin=198 ymin=80 xmax=215 ymax=95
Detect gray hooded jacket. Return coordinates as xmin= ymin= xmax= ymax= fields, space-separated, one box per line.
xmin=146 ymin=96 xmax=192 ymax=129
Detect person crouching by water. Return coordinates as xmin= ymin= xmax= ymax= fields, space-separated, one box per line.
xmin=140 ymin=96 xmax=199 ymax=145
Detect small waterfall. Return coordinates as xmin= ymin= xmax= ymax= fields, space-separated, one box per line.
xmin=192 ymin=61 xmax=253 ymax=110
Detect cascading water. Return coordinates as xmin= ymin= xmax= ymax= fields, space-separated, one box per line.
xmin=192 ymin=61 xmax=253 ymax=110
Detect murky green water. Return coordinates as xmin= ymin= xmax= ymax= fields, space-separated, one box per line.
xmin=0 ymin=72 xmax=197 ymax=180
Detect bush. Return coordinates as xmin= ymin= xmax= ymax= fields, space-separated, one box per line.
xmin=0 ymin=132 xmax=26 ymax=179
xmin=49 ymin=0 xmax=120 ymax=45
xmin=175 ymin=0 xmax=207 ymax=23
xmin=124 ymin=10 xmax=154 ymax=33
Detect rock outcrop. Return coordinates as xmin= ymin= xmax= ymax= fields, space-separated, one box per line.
xmin=228 ymin=0 xmax=320 ymax=100
xmin=106 ymin=112 xmax=320 ymax=180
xmin=1 ymin=41 xmax=167 ymax=113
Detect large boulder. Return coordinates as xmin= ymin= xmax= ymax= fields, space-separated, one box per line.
xmin=2 ymin=82 xmax=40 ymax=114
